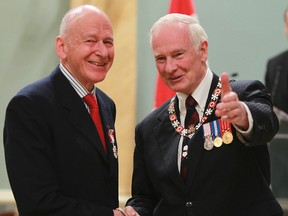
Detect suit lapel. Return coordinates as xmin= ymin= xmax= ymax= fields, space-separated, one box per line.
xmin=153 ymin=74 xmax=221 ymax=191
xmin=154 ymin=101 xmax=186 ymax=192
xmin=51 ymin=68 xmax=108 ymax=164
xmin=185 ymin=73 xmax=221 ymax=189
xmin=96 ymin=91 xmax=118 ymax=175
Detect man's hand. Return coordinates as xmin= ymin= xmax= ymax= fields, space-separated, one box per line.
xmin=114 ymin=208 xmax=125 ymax=216
xmin=215 ymin=72 xmax=249 ymax=130
xmin=114 ymin=206 xmax=139 ymax=216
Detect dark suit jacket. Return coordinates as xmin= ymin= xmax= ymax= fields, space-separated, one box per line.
xmin=265 ymin=50 xmax=288 ymax=113
xmin=4 ymin=66 xmax=118 ymax=216
xmin=126 ymin=74 xmax=283 ymax=216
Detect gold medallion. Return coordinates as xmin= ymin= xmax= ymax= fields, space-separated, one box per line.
xmin=222 ymin=131 xmax=233 ymax=144
xmin=188 ymin=124 xmax=196 ymax=133
xmin=214 ymin=137 xmax=223 ymax=147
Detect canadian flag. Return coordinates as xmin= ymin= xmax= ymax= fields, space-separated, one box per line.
xmin=153 ymin=0 xmax=197 ymax=108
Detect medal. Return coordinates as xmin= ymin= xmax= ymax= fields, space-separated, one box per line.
xmin=211 ymin=120 xmax=222 ymax=147
xmin=108 ymin=129 xmax=118 ymax=159
xmin=214 ymin=137 xmax=223 ymax=147
xmin=188 ymin=124 xmax=196 ymax=133
xmin=204 ymin=135 xmax=214 ymax=150
xmin=112 ymin=145 xmax=118 ymax=159
xmin=168 ymin=80 xmax=222 ymax=139
xmin=220 ymin=120 xmax=233 ymax=144
xmin=222 ymin=131 xmax=233 ymax=144
xmin=203 ymin=123 xmax=214 ymax=150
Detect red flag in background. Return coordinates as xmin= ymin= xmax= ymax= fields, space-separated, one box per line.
xmin=168 ymin=0 xmax=196 ymax=15
xmin=153 ymin=0 xmax=197 ymax=108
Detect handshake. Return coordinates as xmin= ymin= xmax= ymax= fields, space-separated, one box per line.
xmin=114 ymin=206 xmax=139 ymax=216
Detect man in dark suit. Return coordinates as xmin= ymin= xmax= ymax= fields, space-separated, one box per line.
xmin=264 ymin=7 xmax=288 ymax=201
xmin=125 ymin=13 xmax=284 ymax=216
xmin=265 ymin=7 xmax=288 ymax=124
xmin=3 ymin=5 xmax=135 ymax=216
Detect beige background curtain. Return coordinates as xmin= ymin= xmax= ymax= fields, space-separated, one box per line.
xmin=70 ymin=0 xmax=136 ymax=200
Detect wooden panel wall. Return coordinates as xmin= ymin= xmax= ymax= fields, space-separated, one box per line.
xmin=70 ymin=0 xmax=136 ymax=199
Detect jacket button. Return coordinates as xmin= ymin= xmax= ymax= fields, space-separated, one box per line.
xmin=185 ymin=201 xmax=192 ymax=207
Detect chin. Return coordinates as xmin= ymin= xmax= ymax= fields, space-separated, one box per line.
xmin=94 ymin=76 xmax=106 ymax=83
xmin=90 ymin=72 xmax=107 ymax=82
xmin=168 ymin=84 xmax=182 ymax=92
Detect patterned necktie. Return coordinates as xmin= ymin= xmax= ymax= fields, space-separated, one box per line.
xmin=181 ymin=95 xmax=199 ymax=179
xmin=83 ymin=94 xmax=107 ymax=153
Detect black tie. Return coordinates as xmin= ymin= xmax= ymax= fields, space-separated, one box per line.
xmin=180 ymin=95 xmax=199 ymax=179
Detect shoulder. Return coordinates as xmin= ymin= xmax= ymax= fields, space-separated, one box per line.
xmin=13 ymin=76 xmax=52 ymax=105
xmin=230 ymin=79 xmax=265 ymax=90
xmin=7 ymin=67 xmax=62 ymax=111
xmin=230 ymin=80 xmax=269 ymax=99
xmin=230 ymin=80 xmax=272 ymax=108
xmin=137 ymin=99 xmax=170 ymax=128
xmin=268 ymin=50 xmax=288 ymax=64
xmin=16 ymin=66 xmax=62 ymax=99
xmin=96 ymin=88 xmax=116 ymax=118
xmin=96 ymin=88 xmax=115 ymax=105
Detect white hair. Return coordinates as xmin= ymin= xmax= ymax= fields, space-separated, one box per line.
xmin=149 ymin=13 xmax=208 ymax=52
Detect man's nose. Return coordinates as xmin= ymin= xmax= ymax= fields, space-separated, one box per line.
xmin=94 ymin=41 xmax=108 ymax=57
xmin=165 ymin=58 xmax=177 ymax=73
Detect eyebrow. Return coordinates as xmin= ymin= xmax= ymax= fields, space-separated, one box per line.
xmin=83 ymin=34 xmax=114 ymax=41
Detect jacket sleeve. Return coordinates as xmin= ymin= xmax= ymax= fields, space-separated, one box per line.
xmin=232 ymin=80 xmax=279 ymax=146
xmin=125 ymin=123 xmax=158 ymax=216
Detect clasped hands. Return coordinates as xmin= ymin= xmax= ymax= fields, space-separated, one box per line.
xmin=114 ymin=206 xmax=139 ymax=216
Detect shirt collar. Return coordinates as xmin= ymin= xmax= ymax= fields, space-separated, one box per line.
xmin=177 ymin=68 xmax=213 ymax=116
xmin=59 ymin=63 xmax=96 ymax=98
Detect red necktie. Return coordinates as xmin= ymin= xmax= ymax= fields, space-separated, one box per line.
xmin=181 ymin=95 xmax=199 ymax=178
xmin=83 ymin=94 xmax=107 ymax=153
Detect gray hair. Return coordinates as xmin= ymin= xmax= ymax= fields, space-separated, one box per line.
xmin=149 ymin=13 xmax=208 ymax=52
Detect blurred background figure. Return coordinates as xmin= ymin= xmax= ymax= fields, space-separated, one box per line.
xmin=264 ymin=6 xmax=288 ymax=205
xmin=265 ymin=7 xmax=288 ymax=125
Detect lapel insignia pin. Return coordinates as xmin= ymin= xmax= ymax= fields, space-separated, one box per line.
xmin=108 ymin=129 xmax=118 ymax=159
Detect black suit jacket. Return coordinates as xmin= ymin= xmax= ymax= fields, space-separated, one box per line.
xmin=4 ymin=66 xmax=118 ymax=216
xmin=265 ymin=50 xmax=288 ymax=113
xmin=127 ymin=74 xmax=283 ymax=216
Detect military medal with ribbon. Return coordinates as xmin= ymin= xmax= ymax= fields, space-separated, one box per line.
xmin=108 ymin=129 xmax=118 ymax=159
xmin=210 ymin=120 xmax=223 ymax=147
xmin=220 ymin=120 xmax=233 ymax=144
xmin=203 ymin=123 xmax=214 ymax=151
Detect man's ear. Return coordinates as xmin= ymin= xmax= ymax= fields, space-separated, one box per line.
xmin=200 ymin=40 xmax=208 ymax=62
xmin=55 ymin=36 xmax=66 ymax=59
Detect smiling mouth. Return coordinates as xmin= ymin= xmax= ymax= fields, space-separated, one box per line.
xmin=169 ymin=75 xmax=182 ymax=81
xmin=88 ymin=60 xmax=105 ymax=66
